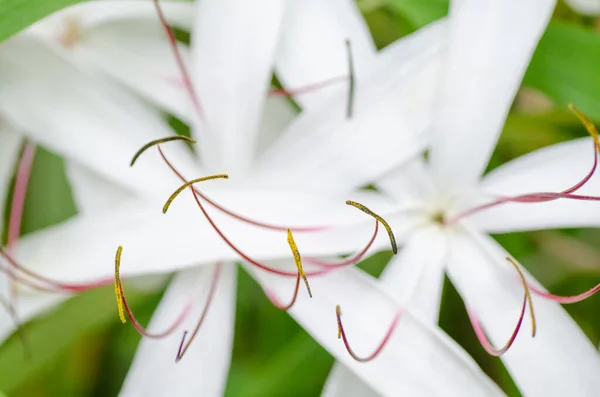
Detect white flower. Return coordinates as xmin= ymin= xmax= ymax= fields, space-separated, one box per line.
xmin=564 ymin=0 xmax=600 ymax=15
xmin=296 ymin=0 xmax=600 ymax=396
xmin=1 ymin=0 xmax=508 ymax=395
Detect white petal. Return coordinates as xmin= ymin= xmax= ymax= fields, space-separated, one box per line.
xmin=0 ymin=123 xmax=21 ymax=236
xmin=322 ymin=364 xmax=381 ymax=397
xmin=446 ymin=229 xmax=600 ymax=396
xmin=472 ymin=137 xmax=600 ymax=232
xmin=429 ymin=0 xmax=555 ymax=190
xmin=70 ymin=4 xmax=194 ymax=120
xmin=565 ymin=0 xmax=600 ymax=15
xmin=275 ymin=0 xmax=375 ymax=110
xmin=120 ymin=263 xmax=236 ymax=397
xmin=65 ymin=162 xmax=135 ymax=215
xmin=253 ymin=266 xmax=503 ymax=397
xmin=14 ymin=188 xmax=395 ymax=283
xmin=191 ymin=0 xmax=285 ymax=172
xmin=380 ymin=227 xmax=447 ymax=324
xmin=254 ymin=21 xmax=446 ymax=192
xmin=376 ymin=158 xmax=437 ymax=203
xmin=0 ymin=36 xmax=199 ymax=198
xmin=255 ymin=96 xmax=297 ymax=157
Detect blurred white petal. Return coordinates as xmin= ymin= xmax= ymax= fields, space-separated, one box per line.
xmin=192 ymin=0 xmax=285 ymax=172
xmin=429 ymin=0 xmax=555 ymax=190
xmin=275 ymin=0 xmax=375 ymax=110
xmin=0 ymin=123 xmax=21 ymax=235
xmin=565 ymin=0 xmax=600 ymax=15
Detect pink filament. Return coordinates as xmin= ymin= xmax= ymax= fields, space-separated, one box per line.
xmin=264 ymin=273 xmax=301 ymax=311
xmin=7 ymin=142 xmax=36 ymax=250
xmin=269 ymin=75 xmax=347 ymax=98
xmin=529 ymin=282 xmax=600 ymax=304
xmin=468 ymin=294 xmax=527 ymax=357
xmin=176 ymin=263 xmax=222 ymax=362
xmin=336 ymin=306 xmax=402 ymax=362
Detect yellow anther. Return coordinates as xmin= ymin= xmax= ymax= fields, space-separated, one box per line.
xmin=336 ymin=305 xmax=342 ymax=339
xmin=130 ymin=135 xmax=196 ymax=167
xmin=114 ymin=246 xmax=126 ymax=324
xmin=287 ymin=229 xmax=312 ymax=298
xmin=506 ymin=257 xmax=536 ymax=337
xmin=163 ymin=174 xmax=229 ymax=214
xmin=569 ymin=104 xmax=599 ymax=149
xmin=346 ymin=200 xmax=398 ymax=254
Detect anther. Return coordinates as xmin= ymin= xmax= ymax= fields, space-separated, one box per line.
xmin=346 ymin=200 xmax=397 ymax=254
xmin=114 ymin=246 xmax=126 ymax=324
xmin=130 ymin=135 xmax=196 ymax=167
xmin=336 ymin=304 xmax=402 ymax=362
xmin=163 ymin=174 xmax=229 ymax=214
xmin=345 ymin=39 xmax=355 ymax=119
xmin=287 ymin=229 xmax=312 ymax=298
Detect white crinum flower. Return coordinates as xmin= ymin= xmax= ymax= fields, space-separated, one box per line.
xmin=290 ymin=1 xmax=600 ymax=396
xmin=0 ymin=0 xmax=506 ymax=396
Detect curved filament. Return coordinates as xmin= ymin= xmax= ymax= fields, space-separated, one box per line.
xmin=130 ymin=135 xmax=196 ymax=167
xmin=265 ymin=273 xmax=301 ymax=311
xmin=114 ymin=246 xmax=192 ymax=338
xmin=529 ymin=282 xmax=600 ymax=304
xmin=176 ymin=264 xmax=222 ymax=362
xmin=163 ymin=174 xmax=229 ymax=214
xmin=506 ymin=257 xmax=536 ymax=337
xmin=269 ymin=76 xmax=347 ymax=98
xmin=335 ymin=304 xmax=402 ymax=362
xmin=346 ymin=200 xmax=397 ymax=254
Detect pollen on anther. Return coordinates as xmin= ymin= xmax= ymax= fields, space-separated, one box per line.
xmin=346 ymin=200 xmax=398 ymax=254
xmin=287 ymin=229 xmax=312 ymax=298
xmin=114 ymin=246 xmax=126 ymax=324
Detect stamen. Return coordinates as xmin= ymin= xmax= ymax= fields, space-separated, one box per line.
xmin=569 ymin=104 xmax=600 ymax=147
xmin=152 ymin=0 xmax=204 ymax=119
xmin=114 ymin=246 xmax=193 ymax=338
xmin=264 ymin=273 xmax=301 ymax=311
xmin=467 ymin=257 xmax=535 ymax=356
xmin=345 ymin=200 xmax=397 ymax=254
xmin=336 ymin=304 xmax=402 ymax=362
xmin=157 ymin=147 xmax=336 ymax=278
xmin=130 ymin=135 xmax=196 ymax=167
xmin=345 ymin=39 xmax=355 ymax=119
xmin=163 ymin=174 xmax=229 ymax=214
xmin=506 ymin=257 xmax=536 ymax=337
xmin=176 ymin=264 xmax=222 ymax=362
xmin=287 ymin=229 xmax=312 ymax=298
xmin=7 ymin=142 xmax=36 ymax=250
xmin=114 ymin=246 xmax=126 ymax=324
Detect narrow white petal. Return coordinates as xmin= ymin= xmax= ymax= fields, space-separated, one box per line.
xmin=192 ymin=0 xmax=285 ymax=172
xmin=429 ymin=0 xmax=555 ymax=190
xmin=380 ymin=227 xmax=447 ymax=323
xmin=321 ymin=364 xmax=381 ymax=397
xmin=253 ymin=266 xmax=503 ymax=397
xmin=14 ymin=189 xmax=394 ymax=283
xmin=0 ymin=36 xmax=198 ymax=198
xmin=0 ymin=123 xmax=21 ymax=236
xmin=275 ymin=0 xmax=375 ymax=110
xmin=473 ymin=138 xmax=600 ymax=232
xmin=376 ymin=158 xmax=437 ymax=203
xmin=255 ymin=21 xmax=446 ymax=192
xmin=120 ymin=264 xmax=236 ymax=397
xmin=447 ymin=229 xmax=600 ymax=396
xmin=65 ymin=162 xmax=135 ymax=215
xmin=565 ymin=0 xmax=600 ymax=15
xmin=255 ymin=96 xmax=297 ymax=156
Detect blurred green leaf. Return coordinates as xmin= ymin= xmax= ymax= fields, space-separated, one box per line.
xmin=0 ymin=0 xmax=87 ymax=43
xmin=0 ymin=286 xmax=148 ymax=393
xmin=525 ymin=22 xmax=600 ymax=121
xmin=387 ymin=0 xmax=448 ymax=28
